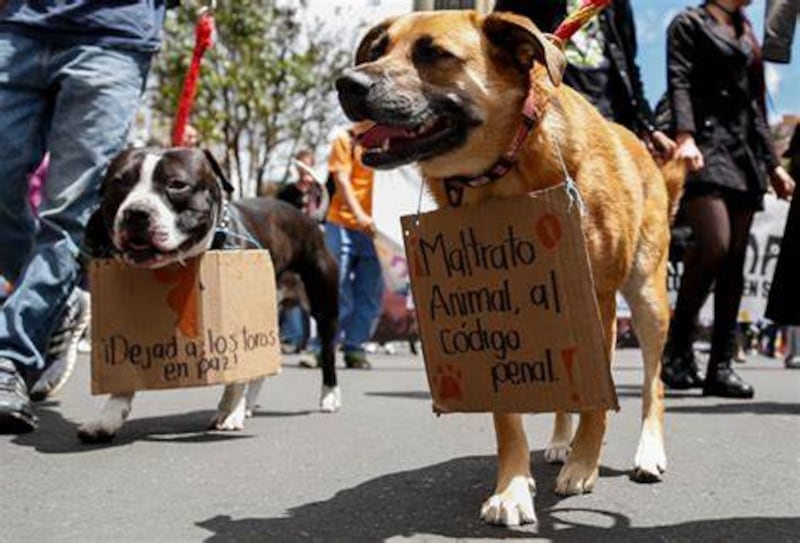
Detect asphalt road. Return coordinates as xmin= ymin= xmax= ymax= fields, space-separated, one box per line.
xmin=2 ymin=348 xmax=799 ymax=542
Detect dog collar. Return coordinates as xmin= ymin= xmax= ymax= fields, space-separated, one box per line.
xmin=442 ymin=70 xmax=549 ymax=207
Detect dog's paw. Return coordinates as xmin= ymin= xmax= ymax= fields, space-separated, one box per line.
xmin=633 ymin=432 xmax=667 ymax=483
xmin=555 ymin=460 xmax=598 ymax=496
xmin=320 ymin=385 xmax=341 ymax=413
xmin=77 ymin=395 xmax=132 ymax=444
xmin=480 ymin=476 xmax=537 ymax=527
xmin=77 ymin=421 xmax=118 ymax=444
xmin=544 ymin=442 xmax=571 ymax=464
xmin=77 ymin=423 xmax=116 ymax=444
xmin=210 ymin=404 xmax=246 ymax=431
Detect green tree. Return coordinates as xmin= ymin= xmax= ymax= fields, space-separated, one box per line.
xmin=152 ymin=1 xmax=354 ymax=196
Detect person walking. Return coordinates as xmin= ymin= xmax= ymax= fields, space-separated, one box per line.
xmin=763 ymin=0 xmax=800 ymax=369
xmin=660 ymin=0 xmax=795 ymax=398
xmin=277 ymin=148 xmax=328 ymax=222
xmin=322 ymin=128 xmax=383 ymax=369
xmin=0 ymin=1 xmax=170 ymax=432
xmin=276 ymin=149 xmax=327 ymax=354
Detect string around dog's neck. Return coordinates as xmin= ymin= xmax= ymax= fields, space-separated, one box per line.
xmin=442 ymin=69 xmax=549 ymax=207
xmin=212 ymin=201 xmax=264 ymax=250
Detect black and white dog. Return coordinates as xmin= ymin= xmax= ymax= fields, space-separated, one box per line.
xmin=78 ymin=147 xmax=340 ymax=443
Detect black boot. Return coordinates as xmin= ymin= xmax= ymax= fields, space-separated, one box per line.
xmin=703 ymin=359 xmax=754 ymax=399
xmin=661 ymin=348 xmax=705 ymax=390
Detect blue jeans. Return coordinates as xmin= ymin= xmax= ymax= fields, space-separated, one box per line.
xmin=0 ymin=32 xmax=151 ymax=373
xmin=280 ymin=304 xmax=309 ymax=349
xmin=325 ymin=222 xmax=384 ymax=353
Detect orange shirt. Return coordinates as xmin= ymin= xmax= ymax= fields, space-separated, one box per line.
xmin=326 ymin=131 xmax=375 ymax=230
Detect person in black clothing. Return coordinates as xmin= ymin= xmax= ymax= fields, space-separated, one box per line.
xmin=493 ymin=0 xmax=675 ymax=159
xmin=764 ymin=0 xmax=799 ymax=345
xmin=766 ymin=128 xmax=800 ymax=359
xmin=662 ymin=0 xmax=795 ymax=398
xmin=276 ymin=148 xmax=327 ymax=222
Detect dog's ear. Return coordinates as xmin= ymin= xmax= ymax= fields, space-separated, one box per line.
xmin=482 ymin=12 xmax=565 ymax=86
xmin=355 ymin=17 xmax=397 ymax=65
xmin=202 ymin=149 xmax=235 ymax=197
xmin=83 ymin=209 xmax=115 ymax=259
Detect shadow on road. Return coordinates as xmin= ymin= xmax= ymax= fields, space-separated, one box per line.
xmin=194 ymin=452 xmax=800 ymax=542
xmin=249 ymin=409 xmax=314 ymax=418
xmin=667 ymin=401 xmax=800 ymax=416
xmin=366 ymin=391 xmax=431 ymax=401
xmin=615 ymin=384 xmax=700 ymax=399
xmin=11 ymin=404 xmax=251 ymax=453
xmin=193 ymin=453 xmax=656 ymax=542
xmin=368 ymin=386 xmax=705 ymax=401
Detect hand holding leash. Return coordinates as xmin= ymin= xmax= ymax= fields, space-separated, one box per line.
xmin=646 ymin=130 xmax=677 ymax=164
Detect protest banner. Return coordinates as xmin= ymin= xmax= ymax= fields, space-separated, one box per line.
xmin=402 ymin=184 xmax=618 ymax=413
xmin=89 ymin=250 xmax=280 ymax=394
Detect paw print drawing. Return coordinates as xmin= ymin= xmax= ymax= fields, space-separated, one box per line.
xmin=432 ymin=364 xmax=464 ymax=401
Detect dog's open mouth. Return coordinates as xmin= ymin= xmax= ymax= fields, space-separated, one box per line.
xmin=123 ymin=246 xmax=177 ymax=268
xmin=356 ymin=116 xmax=466 ymax=168
xmin=120 ymin=239 xmax=182 ymax=268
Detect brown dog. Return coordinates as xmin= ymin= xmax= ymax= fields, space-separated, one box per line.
xmin=336 ymin=10 xmax=685 ymax=527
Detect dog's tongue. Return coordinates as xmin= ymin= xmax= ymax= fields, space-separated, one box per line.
xmin=358 ymin=124 xmax=410 ymax=149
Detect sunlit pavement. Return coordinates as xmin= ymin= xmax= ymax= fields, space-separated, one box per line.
xmin=3 ymin=348 xmax=799 ymax=542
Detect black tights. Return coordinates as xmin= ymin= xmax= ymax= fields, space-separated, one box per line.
xmin=670 ymin=194 xmax=755 ymax=364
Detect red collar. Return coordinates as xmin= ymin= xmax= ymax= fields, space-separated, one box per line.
xmin=442 ymin=70 xmax=549 ymax=207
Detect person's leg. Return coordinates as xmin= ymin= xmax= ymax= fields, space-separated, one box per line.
xmin=0 ymin=32 xmax=48 ymax=285
xmin=342 ymin=229 xmax=384 ymax=368
xmin=786 ymin=326 xmax=800 ymax=368
xmin=704 ymin=201 xmax=755 ymax=398
xmin=280 ymin=304 xmax=306 ymax=353
xmin=663 ymin=194 xmax=730 ymax=389
xmin=299 ymin=306 xmax=311 ymax=349
xmin=325 ymin=223 xmax=355 ymax=350
xmin=0 ymin=33 xmax=52 ymax=432
xmin=0 ymin=44 xmax=150 ymax=431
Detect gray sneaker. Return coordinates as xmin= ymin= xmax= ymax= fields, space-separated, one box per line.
xmin=30 ymin=288 xmax=91 ymax=402
xmin=0 ymin=358 xmax=37 ymax=433
xmin=297 ymin=351 xmax=319 ymax=369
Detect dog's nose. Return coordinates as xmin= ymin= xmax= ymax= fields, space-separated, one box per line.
xmin=336 ymin=69 xmax=374 ymax=121
xmin=122 ymin=208 xmax=152 ymax=235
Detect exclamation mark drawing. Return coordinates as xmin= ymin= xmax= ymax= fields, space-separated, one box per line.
xmin=561 ymin=347 xmax=580 ymax=403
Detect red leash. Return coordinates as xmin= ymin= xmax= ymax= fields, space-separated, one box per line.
xmin=553 ymin=0 xmax=612 ymax=43
xmin=171 ymin=7 xmax=215 ymax=147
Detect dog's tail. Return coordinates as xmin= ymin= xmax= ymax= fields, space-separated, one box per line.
xmin=659 ymin=157 xmax=688 ymax=224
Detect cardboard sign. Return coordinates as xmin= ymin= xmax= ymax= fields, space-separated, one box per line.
xmin=89 ymin=250 xmax=280 ymax=395
xmin=401 ymin=184 xmax=618 ymax=413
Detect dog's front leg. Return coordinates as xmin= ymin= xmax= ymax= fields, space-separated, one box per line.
xmin=77 ymin=393 xmax=135 ymax=443
xmin=480 ymin=413 xmax=536 ymax=527
xmin=210 ymin=383 xmax=247 ymax=431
